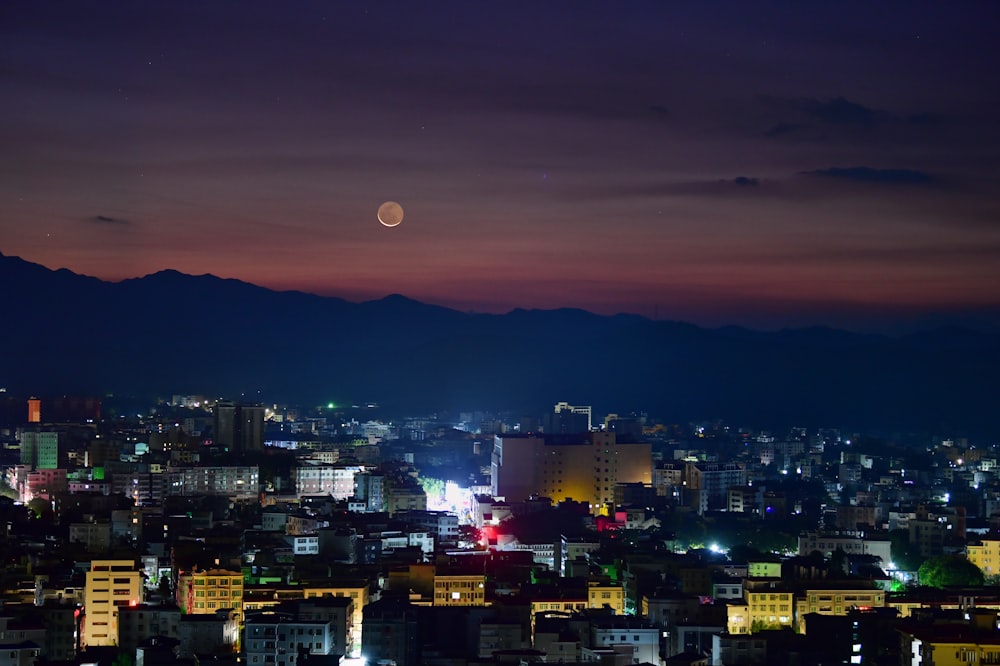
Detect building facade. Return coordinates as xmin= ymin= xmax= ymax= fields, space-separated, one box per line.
xmin=83 ymin=559 xmax=143 ymax=647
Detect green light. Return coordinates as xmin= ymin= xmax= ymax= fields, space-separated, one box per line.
xmin=327 ymin=402 xmax=335 ymax=409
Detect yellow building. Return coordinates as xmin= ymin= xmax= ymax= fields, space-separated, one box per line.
xmin=491 ymin=432 xmax=651 ymax=513
xmin=176 ymin=568 xmax=244 ymax=626
xmin=899 ymin=619 xmax=1000 ymax=666
xmin=796 ymin=587 xmax=885 ymax=633
xmin=727 ymin=589 xmax=795 ymax=634
xmin=83 ymin=559 xmax=143 ymax=647
xmin=967 ymin=539 xmax=1000 ymax=576
xmin=587 ymin=580 xmax=626 ymax=615
xmin=433 ymin=573 xmax=487 ymax=606
xmin=747 ymin=561 xmax=782 ymax=578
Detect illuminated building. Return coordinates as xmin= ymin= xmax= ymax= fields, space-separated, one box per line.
xmin=83 ymin=559 xmax=143 ymax=647
xmin=293 ymin=464 xmax=363 ymax=499
xmin=588 ymin=580 xmax=626 ymax=615
xmin=27 ymin=397 xmax=41 ymax=423
xmin=243 ymin=612 xmax=337 ymax=661
xmin=18 ymin=430 xmax=58 ymax=469
xmin=727 ymin=586 xmax=795 ymax=634
xmin=433 ymin=573 xmax=487 ymax=606
xmin=176 ymin=569 xmax=244 ymax=627
xmin=967 ymin=538 xmax=1000 ymax=576
xmin=898 ymin=613 xmax=1000 ymax=666
xmin=166 ymin=465 xmax=259 ymax=499
xmin=491 ymin=432 xmax=652 ymax=513
xmin=795 ymin=587 xmax=885 ymax=633
xmin=243 ymin=581 xmax=369 ymax=656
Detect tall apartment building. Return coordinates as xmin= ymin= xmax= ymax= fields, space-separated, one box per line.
xmin=83 ymin=559 xmax=143 ymax=647
xmin=491 ymin=432 xmax=651 ymax=512
xmin=354 ymin=471 xmax=385 ymax=511
xmin=18 ymin=430 xmax=59 ymax=469
xmin=213 ymin=401 xmax=264 ymax=453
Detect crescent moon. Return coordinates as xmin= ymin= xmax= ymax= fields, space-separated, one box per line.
xmin=377 ymin=201 xmax=404 ymax=227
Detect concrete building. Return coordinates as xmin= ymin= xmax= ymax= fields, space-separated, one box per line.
xmin=361 ymin=598 xmax=419 ymax=666
xmin=967 ymin=538 xmax=1000 ymax=576
xmin=178 ymin=610 xmax=238 ymax=658
xmin=83 ymin=559 xmax=143 ymax=647
xmin=69 ymin=521 xmax=112 ymax=554
xmin=213 ymin=401 xmax=265 ymax=453
xmin=18 ymin=430 xmax=59 ymax=469
xmin=589 ymin=617 xmax=660 ymax=665
xmin=797 ymin=531 xmax=892 ymax=566
xmin=491 ymin=432 xmax=652 ymax=512
xmin=294 ymin=464 xmax=363 ymax=499
xmin=433 ymin=573 xmax=487 ymax=606
xmin=243 ymin=611 xmax=337 ymax=662
xmin=176 ymin=569 xmax=244 ymax=627
xmin=167 ymin=466 xmax=259 ymax=499
xmin=118 ymin=603 xmax=181 ymax=654
xmin=353 ymin=471 xmax=385 ymax=511
xmin=685 ymin=462 xmax=746 ymax=515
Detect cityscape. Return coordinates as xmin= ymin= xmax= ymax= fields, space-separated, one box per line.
xmin=1 ymin=391 xmax=1000 ymax=666
xmin=3 ymin=2 xmax=1000 ymax=666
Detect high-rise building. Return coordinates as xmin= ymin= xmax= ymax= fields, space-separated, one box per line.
xmin=27 ymin=397 xmax=41 ymax=423
xmin=19 ymin=430 xmax=59 ymax=469
xmin=491 ymin=432 xmax=651 ymax=512
xmin=543 ymin=401 xmax=592 ymax=433
xmin=213 ymin=401 xmax=264 ymax=453
xmin=83 ymin=559 xmax=143 ymax=647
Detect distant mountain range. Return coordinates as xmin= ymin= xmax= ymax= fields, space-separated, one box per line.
xmin=1 ymin=250 xmax=998 ymax=436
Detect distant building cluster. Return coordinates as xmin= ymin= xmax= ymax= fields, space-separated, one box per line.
xmin=0 ymin=395 xmax=999 ymax=665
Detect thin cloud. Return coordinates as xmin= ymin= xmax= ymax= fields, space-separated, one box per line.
xmin=800 ymin=166 xmax=935 ymax=184
xmin=803 ymin=97 xmax=886 ymax=128
xmin=89 ymin=214 xmax=131 ymax=225
xmin=761 ymin=96 xmax=947 ymax=143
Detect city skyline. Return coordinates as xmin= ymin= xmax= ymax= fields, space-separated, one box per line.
xmin=3 ymin=2 xmax=1000 ymax=330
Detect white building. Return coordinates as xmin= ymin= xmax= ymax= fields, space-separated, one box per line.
xmin=285 ymin=535 xmax=320 ymax=555
xmin=589 ymin=618 xmax=659 ymax=665
xmin=167 ymin=466 xmax=259 ymax=499
xmin=797 ymin=531 xmax=892 ymax=565
xmin=243 ymin=612 xmax=337 ymax=662
xmin=294 ymin=464 xmax=364 ymax=499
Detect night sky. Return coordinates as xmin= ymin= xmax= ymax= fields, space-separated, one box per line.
xmin=3 ymin=2 xmax=1000 ymax=330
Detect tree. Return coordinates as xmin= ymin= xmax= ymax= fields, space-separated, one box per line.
xmin=917 ymin=555 xmax=985 ymax=588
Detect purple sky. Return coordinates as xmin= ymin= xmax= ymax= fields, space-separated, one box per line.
xmin=3 ymin=2 xmax=1000 ymax=330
